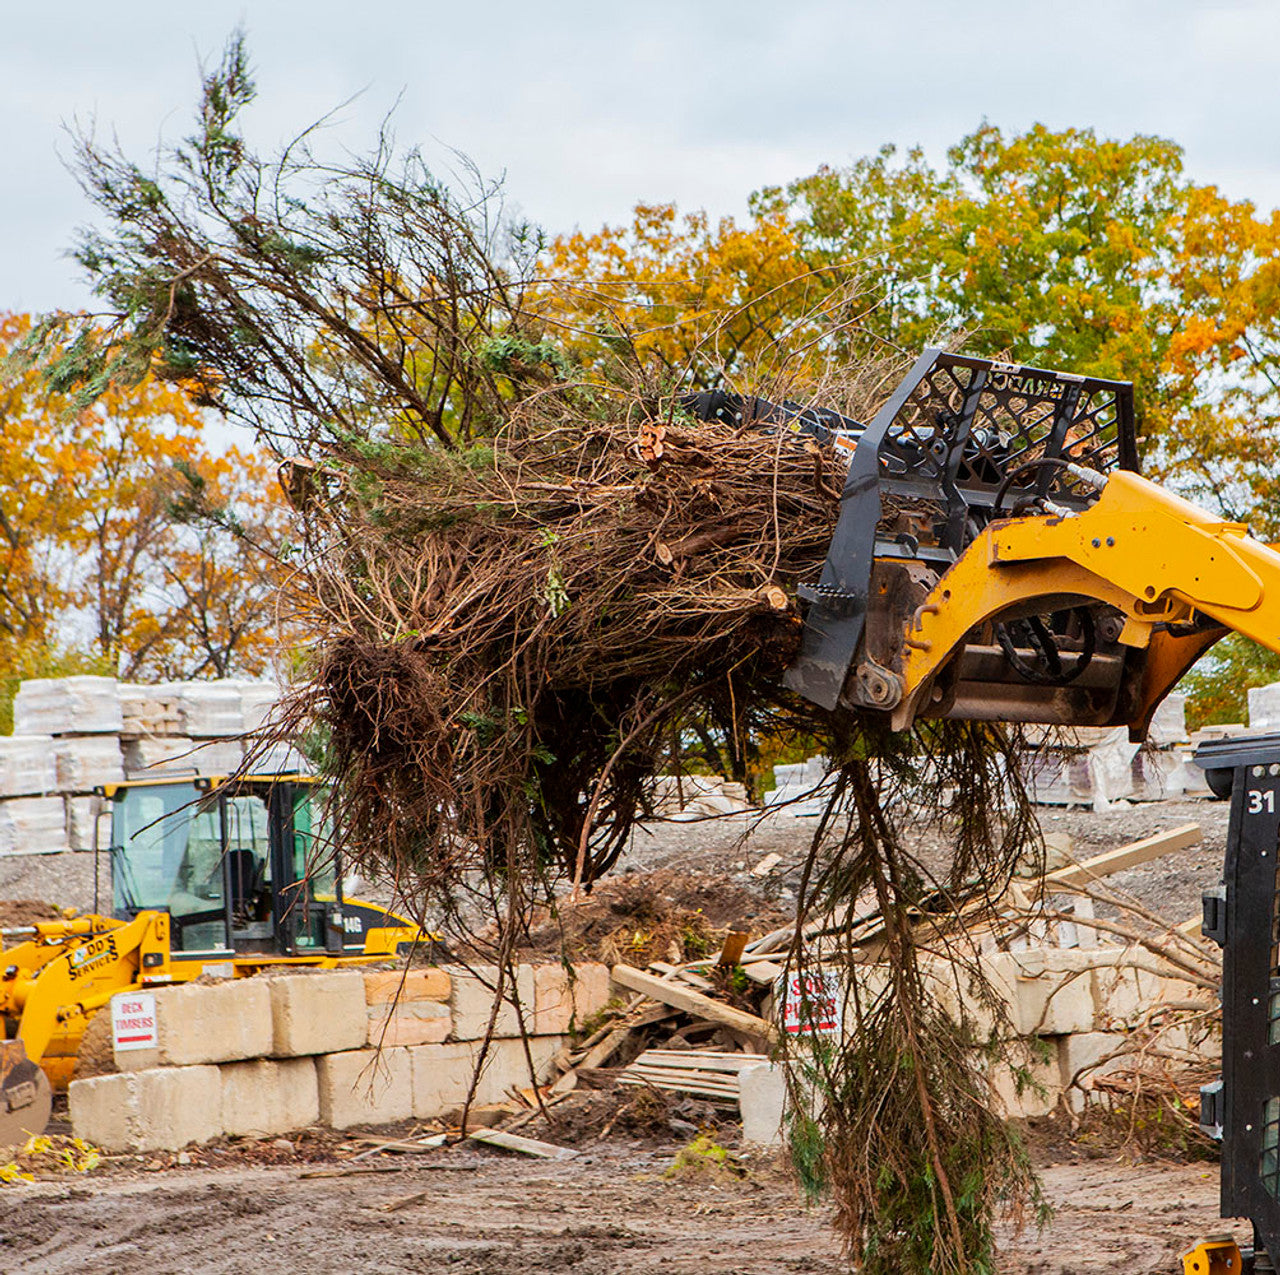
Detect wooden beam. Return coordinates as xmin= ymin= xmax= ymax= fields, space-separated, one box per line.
xmin=611 ymin=964 xmax=778 ymax=1043
xmin=717 ymin=931 xmax=750 ymax=967
xmin=466 ymin=1128 xmax=580 ymax=1160
xmin=1045 ymin=823 xmax=1201 ymax=889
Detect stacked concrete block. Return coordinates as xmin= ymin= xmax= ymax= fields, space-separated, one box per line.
xmin=14 ymin=677 xmax=122 ymax=736
xmin=531 ymin=962 xmax=611 ymax=1034
xmin=115 ymin=980 xmax=274 ymax=1070
xmin=1022 ymin=695 xmax=1204 ymax=809
xmin=119 ymin=684 xmax=183 ymax=737
xmin=738 ymin=1061 xmax=787 ymax=1148
xmin=1148 ymin=693 xmax=1189 ymax=746
xmin=364 ymin=968 xmax=452 ymax=1046
xmin=765 ymin=756 xmax=834 ymax=816
xmin=53 ymin=735 xmax=125 ymax=791
xmin=64 ymin=795 xmax=101 ymax=851
xmin=0 ymin=796 xmax=69 ymax=854
xmin=163 ymin=681 xmax=245 ymax=737
xmin=411 ymin=1036 xmax=562 ymax=1119
xmin=446 ymin=964 xmax=536 ymax=1040
xmin=240 ymin=683 xmax=280 ymax=732
xmin=0 ymin=736 xmax=57 ymax=797
xmin=988 ymin=1043 xmax=1065 ymax=1120
xmin=1057 ymin=1031 xmax=1131 ymax=1112
xmin=1249 ymin=681 xmax=1280 ymax=731
xmin=317 ymin=1045 xmax=414 ymax=1129
xmin=270 ymin=971 xmax=369 ymax=1056
xmin=122 ymin=735 xmax=243 ymax=778
xmin=221 ymin=1057 xmax=319 ymax=1137
xmin=69 ymin=1065 xmax=222 ymax=1152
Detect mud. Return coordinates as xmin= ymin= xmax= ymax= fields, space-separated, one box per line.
xmin=0 ymin=1143 xmax=1228 ymax=1274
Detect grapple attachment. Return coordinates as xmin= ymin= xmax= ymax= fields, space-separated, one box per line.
xmin=781 ymin=348 xmax=1171 ymax=732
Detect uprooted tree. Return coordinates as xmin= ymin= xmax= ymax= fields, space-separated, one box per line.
xmin=17 ymin=32 xmax=1057 ymax=1272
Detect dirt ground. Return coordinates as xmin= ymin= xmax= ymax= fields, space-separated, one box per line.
xmin=0 ymin=1139 xmax=1231 ymax=1275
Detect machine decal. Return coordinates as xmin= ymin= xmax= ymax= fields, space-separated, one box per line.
xmin=68 ymin=934 xmax=119 ymax=980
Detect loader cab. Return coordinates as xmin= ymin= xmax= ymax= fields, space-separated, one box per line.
xmin=101 ymin=775 xmax=345 ymax=958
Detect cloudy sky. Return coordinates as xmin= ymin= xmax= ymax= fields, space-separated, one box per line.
xmin=5 ymin=1 xmax=1279 ymax=314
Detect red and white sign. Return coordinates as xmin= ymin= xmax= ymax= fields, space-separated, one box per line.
xmin=110 ymin=991 xmax=158 ymax=1052
xmin=780 ymin=970 xmax=843 ymax=1037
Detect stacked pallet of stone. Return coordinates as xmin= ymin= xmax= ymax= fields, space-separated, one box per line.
xmin=765 ymin=755 xmax=833 ymax=816
xmin=644 ymin=774 xmax=754 ymax=820
xmin=1022 ymin=693 xmax=1207 ymax=809
xmin=7 ymin=678 xmax=125 ymax=855
xmin=119 ymin=680 xmax=244 ymax=777
xmin=0 ymin=734 xmax=65 ymax=853
xmin=1249 ymin=680 xmax=1280 ymax=731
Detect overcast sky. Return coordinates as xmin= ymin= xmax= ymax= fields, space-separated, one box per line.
xmin=5 ymin=1 xmax=1279 ymax=314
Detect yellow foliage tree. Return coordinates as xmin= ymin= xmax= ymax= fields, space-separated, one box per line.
xmin=0 ymin=311 xmax=294 ymax=690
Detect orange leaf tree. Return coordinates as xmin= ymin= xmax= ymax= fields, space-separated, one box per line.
xmin=0 ymin=311 xmax=294 ymax=691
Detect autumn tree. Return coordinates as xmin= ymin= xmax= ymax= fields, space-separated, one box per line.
xmin=759 ymin=124 xmax=1280 ymax=530
xmin=0 ymin=311 xmax=294 ymax=693
xmin=546 ymin=202 xmax=870 ymax=391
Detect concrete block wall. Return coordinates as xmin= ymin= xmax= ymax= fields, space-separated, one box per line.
xmin=69 ymin=962 xmax=609 ymax=1151
xmin=938 ymin=945 xmax=1213 ymax=1117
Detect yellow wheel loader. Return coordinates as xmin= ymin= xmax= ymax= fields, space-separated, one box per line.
xmin=0 ymin=772 xmax=423 ymax=1143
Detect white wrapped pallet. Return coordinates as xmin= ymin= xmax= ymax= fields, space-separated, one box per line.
xmin=54 ymin=736 xmax=125 ymax=792
xmin=14 ymin=677 xmax=121 ymax=736
xmin=0 ymin=797 xmax=70 ymax=854
xmin=0 ymin=736 xmax=56 ymax=797
xmin=1248 ymin=682 xmax=1280 ymax=732
xmin=65 ymin=795 xmax=103 ymax=851
xmin=247 ymin=741 xmax=309 ymax=774
xmin=118 ymin=683 xmax=182 ymax=737
xmin=123 ymin=736 xmax=243 ymax=777
xmin=160 ymin=682 xmax=245 ymax=737
xmin=1148 ymin=693 xmax=1189 ymax=746
xmin=240 ymin=682 xmax=281 ymax=732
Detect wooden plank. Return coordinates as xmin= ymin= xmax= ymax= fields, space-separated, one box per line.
xmin=611 ymin=964 xmax=777 ymax=1043
xmin=740 ymin=960 xmax=785 ymax=985
xmin=649 ymin=961 xmax=715 ymax=992
xmin=623 ymin=1068 xmax=741 ymax=1092
xmin=467 ymin=1127 xmax=580 ymax=1160
xmin=635 ymin=1049 xmax=768 ymax=1074
xmin=1045 ymin=824 xmax=1201 ymax=889
xmin=617 ymin=1075 xmax=740 ymax=1102
xmin=717 ymin=931 xmax=750 ymax=967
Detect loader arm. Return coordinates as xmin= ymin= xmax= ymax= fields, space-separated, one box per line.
xmin=765 ymin=348 xmax=1276 ymax=737
xmin=1 ymin=911 xmax=169 ymax=1067
xmin=891 ymin=468 xmax=1280 ymax=734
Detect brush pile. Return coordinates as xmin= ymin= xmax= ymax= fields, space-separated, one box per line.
xmin=285 ymin=392 xmax=853 ymax=896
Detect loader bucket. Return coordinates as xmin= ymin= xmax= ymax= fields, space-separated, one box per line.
xmin=0 ymin=1039 xmax=53 ymax=1146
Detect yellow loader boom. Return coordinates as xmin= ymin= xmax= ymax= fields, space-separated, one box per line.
xmin=892 ymin=467 xmax=1280 ymax=733
xmin=728 ymin=348 xmax=1280 ymax=733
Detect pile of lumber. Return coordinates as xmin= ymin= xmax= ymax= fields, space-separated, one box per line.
xmin=619 ymin=1049 xmax=769 ymax=1103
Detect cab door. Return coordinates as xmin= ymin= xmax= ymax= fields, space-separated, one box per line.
xmin=267 ymin=782 xmax=343 ymax=955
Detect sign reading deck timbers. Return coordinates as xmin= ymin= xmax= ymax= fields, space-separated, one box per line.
xmin=110 ymin=991 xmax=157 ymax=1052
